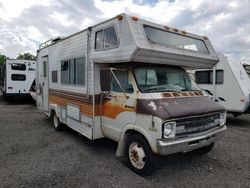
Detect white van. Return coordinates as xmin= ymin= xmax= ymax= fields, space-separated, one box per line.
xmin=0 ymin=59 xmax=36 ymax=99
xmin=195 ymin=54 xmax=250 ymax=117
xmin=36 ymin=13 xmax=226 ymax=176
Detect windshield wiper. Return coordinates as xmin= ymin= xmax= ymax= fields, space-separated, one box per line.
xmin=181 ymin=88 xmax=199 ymax=91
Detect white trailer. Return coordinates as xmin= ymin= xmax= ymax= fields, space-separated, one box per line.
xmin=36 ymin=13 xmax=226 ymax=176
xmin=0 ymin=59 xmax=36 ymax=99
xmin=195 ymin=54 xmax=250 ymax=116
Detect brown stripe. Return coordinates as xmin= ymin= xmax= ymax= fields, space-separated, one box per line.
xmin=49 ymin=94 xmax=93 ymax=116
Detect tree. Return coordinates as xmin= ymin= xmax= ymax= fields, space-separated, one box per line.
xmin=17 ymin=52 xmax=36 ymax=60
xmin=0 ymin=54 xmax=7 ymax=65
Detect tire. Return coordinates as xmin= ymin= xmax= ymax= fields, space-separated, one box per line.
xmin=125 ymin=134 xmax=158 ymax=176
xmin=52 ymin=112 xmax=64 ymax=131
xmin=194 ymin=143 xmax=215 ymax=155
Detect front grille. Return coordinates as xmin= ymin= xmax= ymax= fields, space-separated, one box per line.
xmin=175 ymin=113 xmax=221 ymax=136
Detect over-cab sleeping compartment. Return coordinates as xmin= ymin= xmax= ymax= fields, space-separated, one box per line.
xmin=92 ymin=13 xmax=218 ymax=69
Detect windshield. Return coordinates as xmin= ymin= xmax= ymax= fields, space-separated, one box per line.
xmin=134 ymin=67 xmax=200 ymax=93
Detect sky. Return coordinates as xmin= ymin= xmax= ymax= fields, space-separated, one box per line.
xmin=0 ymin=0 xmax=249 ymax=62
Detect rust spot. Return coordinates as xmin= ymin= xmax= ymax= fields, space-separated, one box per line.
xmin=172 ymin=92 xmax=181 ymax=97
xmin=194 ymin=91 xmax=200 ymax=96
xmin=181 ymin=92 xmax=189 ymax=97
xmin=188 ymin=92 xmax=195 ymax=96
xmin=162 ymin=92 xmax=173 ymax=98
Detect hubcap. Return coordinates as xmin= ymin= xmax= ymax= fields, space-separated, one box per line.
xmin=53 ymin=114 xmax=59 ymax=128
xmin=129 ymin=142 xmax=146 ymax=169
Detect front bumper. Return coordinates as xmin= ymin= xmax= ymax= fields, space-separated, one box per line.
xmin=156 ymin=125 xmax=227 ymax=155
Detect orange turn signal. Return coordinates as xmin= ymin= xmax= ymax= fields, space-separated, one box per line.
xmin=182 ymin=30 xmax=187 ymax=34
xmin=203 ymin=36 xmax=208 ymax=40
xmin=173 ymin=27 xmax=178 ymax=32
xmin=131 ymin=16 xmax=139 ymax=21
xmin=117 ymin=15 xmax=123 ymax=21
xmin=164 ymin=26 xmax=170 ymax=30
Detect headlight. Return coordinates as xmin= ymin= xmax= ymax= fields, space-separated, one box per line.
xmin=163 ymin=122 xmax=176 ymax=138
xmin=220 ymin=112 xmax=226 ymax=125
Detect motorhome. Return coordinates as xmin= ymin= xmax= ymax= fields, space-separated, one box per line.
xmin=0 ymin=59 xmax=36 ymax=99
xmin=36 ymin=13 xmax=226 ymax=176
xmin=195 ymin=54 xmax=250 ymax=117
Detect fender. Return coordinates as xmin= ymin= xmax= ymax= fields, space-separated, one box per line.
xmin=49 ymin=103 xmax=59 ymax=118
xmin=116 ymin=123 xmax=159 ymax=157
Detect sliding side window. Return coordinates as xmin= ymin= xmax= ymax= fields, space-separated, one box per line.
xmin=61 ymin=57 xmax=85 ymax=86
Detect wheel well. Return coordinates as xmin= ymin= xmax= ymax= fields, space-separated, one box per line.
xmin=125 ymin=130 xmax=149 ymax=144
xmin=50 ymin=109 xmax=56 ymax=118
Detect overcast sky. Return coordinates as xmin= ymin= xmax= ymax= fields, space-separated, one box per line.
xmin=0 ymin=0 xmax=249 ymax=62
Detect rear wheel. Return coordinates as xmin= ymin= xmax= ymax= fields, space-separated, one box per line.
xmin=52 ymin=112 xmax=63 ymax=131
xmin=125 ymin=134 xmax=158 ymax=176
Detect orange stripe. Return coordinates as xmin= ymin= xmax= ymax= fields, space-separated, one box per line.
xmin=49 ymin=95 xmax=135 ymax=119
xmin=103 ymin=101 xmax=135 ymax=119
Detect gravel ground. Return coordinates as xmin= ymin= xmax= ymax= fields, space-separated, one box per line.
xmin=0 ymin=92 xmax=250 ymax=188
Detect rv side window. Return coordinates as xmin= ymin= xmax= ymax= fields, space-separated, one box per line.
xmin=61 ymin=60 xmax=69 ymax=84
xmin=195 ymin=70 xmax=223 ymax=84
xmin=216 ymin=70 xmax=223 ymax=84
xmin=11 ymin=74 xmax=26 ymax=81
xmin=95 ymin=31 xmax=104 ymax=49
xmin=43 ymin=61 xmax=47 ymax=77
xmin=111 ymin=70 xmax=133 ymax=93
xmin=52 ymin=71 xmax=58 ymax=83
xmin=195 ymin=71 xmax=211 ymax=84
xmin=95 ymin=26 xmax=118 ymax=50
xmin=61 ymin=57 xmax=85 ymax=86
xmin=144 ymin=25 xmax=209 ymax=53
xmin=11 ymin=63 xmax=26 ymax=71
xmin=104 ymin=26 xmax=118 ymax=48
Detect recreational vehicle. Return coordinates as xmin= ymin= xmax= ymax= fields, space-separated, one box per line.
xmin=0 ymin=59 xmax=36 ymax=99
xmin=195 ymin=54 xmax=250 ymax=116
xmin=36 ymin=13 xmax=226 ymax=176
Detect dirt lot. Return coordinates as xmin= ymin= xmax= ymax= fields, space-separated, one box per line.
xmin=0 ymin=92 xmax=249 ymax=188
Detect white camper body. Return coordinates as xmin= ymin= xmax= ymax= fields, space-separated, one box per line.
xmin=36 ymin=13 xmax=226 ymax=176
xmin=195 ymin=54 xmax=250 ymax=116
xmin=0 ymin=59 xmax=36 ymax=98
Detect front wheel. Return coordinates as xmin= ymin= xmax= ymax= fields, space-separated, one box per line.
xmin=52 ymin=112 xmax=64 ymax=131
xmin=125 ymin=134 xmax=158 ymax=176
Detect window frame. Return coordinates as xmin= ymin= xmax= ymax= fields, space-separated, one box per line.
xmin=11 ymin=74 xmax=26 ymax=81
xmin=60 ymin=56 xmax=86 ymax=86
xmin=51 ymin=71 xmax=58 ymax=83
xmin=195 ymin=70 xmax=224 ymax=84
xmin=143 ymin=25 xmax=209 ymax=54
xmin=11 ymin=63 xmax=26 ymax=71
xmin=95 ymin=25 xmax=119 ymax=51
xmin=110 ymin=69 xmax=134 ymax=94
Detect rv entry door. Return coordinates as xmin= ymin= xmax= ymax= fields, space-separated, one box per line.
xmin=42 ymin=56 xmax=49 ymax=112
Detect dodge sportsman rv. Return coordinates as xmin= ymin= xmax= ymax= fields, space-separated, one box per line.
xmin=195 ymin=54 xmax=250 ymax=117
xmin=36 ymin=13 xmax=226 ymax=176
xmin=0 ymin=59 xmax=36 ymax=100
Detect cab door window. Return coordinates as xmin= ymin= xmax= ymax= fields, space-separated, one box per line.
xmin=111 ymin=70 xmax=134 ymax=93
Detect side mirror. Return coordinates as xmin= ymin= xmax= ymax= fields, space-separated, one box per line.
xmin=100 ymin=69 xmax=111 ymax=92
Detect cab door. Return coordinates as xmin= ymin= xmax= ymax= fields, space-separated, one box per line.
xmin=101 ymin=69 xmax=137 ymax=141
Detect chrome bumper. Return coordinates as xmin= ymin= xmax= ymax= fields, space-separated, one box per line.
xmin=156 ymin=125 xmax=227 ymax=155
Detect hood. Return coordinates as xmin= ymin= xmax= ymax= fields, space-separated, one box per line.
xmin=136 ymin=96 xmax=224 ymax=120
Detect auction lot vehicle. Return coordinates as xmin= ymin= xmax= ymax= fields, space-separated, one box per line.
xmin=0 ymin=59 xmax=36 ymax=99
xmin=36 ymin=13 xmax=226 ymax=176
xmin=195 ymin=54 xmax=250 ymax=117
